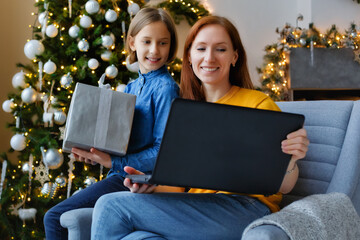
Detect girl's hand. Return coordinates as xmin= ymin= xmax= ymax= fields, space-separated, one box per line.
xmin=124 ymin=166 xmax=156 ymax=193
xmin=281 ymin=128 xmax=309 ymax=162
xmin=71 ymin=148 xmax=112 ymax=168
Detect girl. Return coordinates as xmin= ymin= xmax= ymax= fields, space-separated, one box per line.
xmin=44 ymin=7 xmax=179 ymax=239
xmin=90 ymin=16 xmax=309 ymax=239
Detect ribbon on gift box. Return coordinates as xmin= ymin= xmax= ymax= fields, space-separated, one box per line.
xmin=94 ymin=87 xmax=113 ymax=149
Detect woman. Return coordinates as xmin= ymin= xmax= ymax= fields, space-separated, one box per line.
xmin=91 ymin=16 xmax=309 ymax=240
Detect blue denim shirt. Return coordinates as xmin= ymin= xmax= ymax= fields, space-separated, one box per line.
xmin=108 ymin=65 xmax=179 ymax=177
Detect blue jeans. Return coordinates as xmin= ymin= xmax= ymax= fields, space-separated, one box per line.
xmin=44 ymin=174 xmax=128 ymax=240
xmin=91 ymin=192 xmax=271 ymax=240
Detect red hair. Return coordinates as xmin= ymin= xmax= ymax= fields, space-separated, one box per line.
xmin=180 ymin=16 xmax=254 ymax=101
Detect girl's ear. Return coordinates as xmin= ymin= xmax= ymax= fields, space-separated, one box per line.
xmin=129 ymin=36 xmax=136 ymax=51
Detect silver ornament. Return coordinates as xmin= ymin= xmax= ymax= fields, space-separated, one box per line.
xmin=351 ymin=31 xmax=357 ymax=38
xmin=80 ymin=15 xmax=92 ymax=28
xmin=105 ymin=9 xmax=118 ymax=23
xmin=101 ymin=35 xmax=114 ymax=49
xmin=21 ymin=87 xmax=37 ymax=103
xmin=2 ymin=99 xmax=14 ymax=113
xmin=85 ymin=0 xmax=100 ymax=15
xmin=69 ymin=25 xmax=80 ymax=38
xmin=88 ymin=58 xmax=99 ymax=70
xmin=44 ymin=60 xmax=57 ymax=74
xmin=12 ymin=70 xmax=26 ymax=88
xmin=38 ymin=12 xmax=47 ymax=25
xmin=46 ymin=24 xmax=58 ymax=38
xmin=127 ymin=3 xmax=140 ymax=16
xmin=10 ymin=134 xmax=26 ymax=151
xmin=44 ymin=148 xmax=64 ymax=169
xmin=41 ymin=182 xmax=52 ymax=196
xmin=126 ymin=55 xmax=140 ymax=73
xmin=101 ymin=50 xmax=112 ymax=61
xmin=105 ymin=65 xmax=118 ymax=78
xmin=55 ymin=175 xmax=67 ymax=188
xmin=299 ymin=38 xmax=307 ymax=46
xmin=60 ymin=72 xmax=73 ymax=88
xmin=72 ymin=187 xmax=83 ymax=195
xmin=116 ymin=84 xmax=126 ymax=92
xmin=54 ymin=111 xmax=67 ymax=125
xmin=22 ymin=162 xmax=30 ymax=173
xmin=84 ymin=176 xmax=97 ymax=187
xmin=78 ymin=39 xmax=90 ymax=52
xmin=24 ymin=40 xmax=45 ymax=60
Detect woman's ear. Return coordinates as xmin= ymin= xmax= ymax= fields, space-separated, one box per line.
xmin=232 ymin=50 xmax=238 ymax=66
xmin=129 ymin=36 xmax=136 ymax=51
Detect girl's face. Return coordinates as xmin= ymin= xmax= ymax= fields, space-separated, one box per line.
xmin=189 ymin=24 xmax=238 ymax=88
xmin=129 ymin=21 xmax=171 ymax=74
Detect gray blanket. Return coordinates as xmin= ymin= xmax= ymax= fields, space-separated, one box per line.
xmin=242 ymin=192 xmax=360 ymax=240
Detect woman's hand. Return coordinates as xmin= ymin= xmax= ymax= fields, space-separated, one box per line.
xmin=123 ymin=166 xmax=157 ymax=193
xmin=279 ymin=127 xmax=309 ymax=194
xmin=281 ymin=128 xmax=309 ymax=162
xmin=71 ymin=148 xmax=112 ymax=168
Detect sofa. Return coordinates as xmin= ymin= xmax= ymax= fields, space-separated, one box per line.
xmin=60 ymin=100 xmax=360 ymax=240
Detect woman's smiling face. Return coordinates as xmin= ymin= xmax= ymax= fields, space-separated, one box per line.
xmin=189 ymin=24 xmax=238 ymax=88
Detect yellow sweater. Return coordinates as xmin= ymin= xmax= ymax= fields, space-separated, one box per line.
xmin=188 ymin=86 xmax=282 ymax=212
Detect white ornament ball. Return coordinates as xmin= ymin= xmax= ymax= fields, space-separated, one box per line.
xmin=21 ymin=87 xmax=37 ymax=103
xmin=84 ymin=176 xmax=97 ymax=187
xmin=12 ymin=70 xmax=26 ymax=89
xmin=126 ymin=55 xmax=140 ymax=73
xmin=105 ymin=65 xmax=118 ymax=78
xmin=46 ymin=24 xmax=58 ymax=38
xmin=22 ymin=162 xmax=31 ymax=173
xmin=105 ymin=9 xmax=118 ymax=23
xmin=72 ymin=187 xmax=83 ymax=195
xmin=44 ymin=60 xmax=57 ymax=74
xmin=38 ymin=12 xmax=47 ymax=25
xmin=85 ymin=0 xmax=100 ymax=15
xmin=116 ymin=84 xmax=126 ymax=92
xmin=88 ymin=58 xmax=99 ymax=70
xmin=80 ymin=15 xmax=92 ymax=28
xmin=299 ymin=38 xmax=307 ymax=46
xmin=24 ymin=40 xmax=45 ymax=60
xmin=127 ymin=3 xmax=140 ymax=15
xmin=69 ymin=25 xmax=80 ymax=38
xmin=101 ymin=50 xmax=112 ymax=61
xmin=78 ymin=39 xmax=90 ymax=52
xmin=55 ymin=175 xmax=67 ymax=188
xmin=54 ymin=111 xmax=67 ymax=125
xmin=2 ymin=99 xmax=15 ymax=113
xmin=101 ymin=35 xmax=114 ymax=49
xmin=44 ymin=148 xmax=64 ymax=169
xmin=10 ymin=134 xmax=26 ymax=151
xmin=60 ymin=73 xmax=73 ymax=88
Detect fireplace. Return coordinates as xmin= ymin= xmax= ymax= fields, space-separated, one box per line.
xmin=289 ymin=48 xmax=360 ymax=100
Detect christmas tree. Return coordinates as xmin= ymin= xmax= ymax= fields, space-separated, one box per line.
xmin=0 ymin=0 xmax=208 ymax=239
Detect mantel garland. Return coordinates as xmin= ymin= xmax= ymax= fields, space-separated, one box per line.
xmin=258 ymin=22 xmax=360 ymax=101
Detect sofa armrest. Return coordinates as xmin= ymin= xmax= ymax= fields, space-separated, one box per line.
xmin=60 ymin=208 xmax=93 ymax=240
xmin=242 ymin=225 xmax=290 ymax=240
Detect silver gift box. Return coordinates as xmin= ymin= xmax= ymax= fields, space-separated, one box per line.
xmin=62 ymin=83 xmax=136 ymax=156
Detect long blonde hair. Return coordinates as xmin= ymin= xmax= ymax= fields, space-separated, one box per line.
xmin=180 ymin=16 xmax=254 ymax=101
